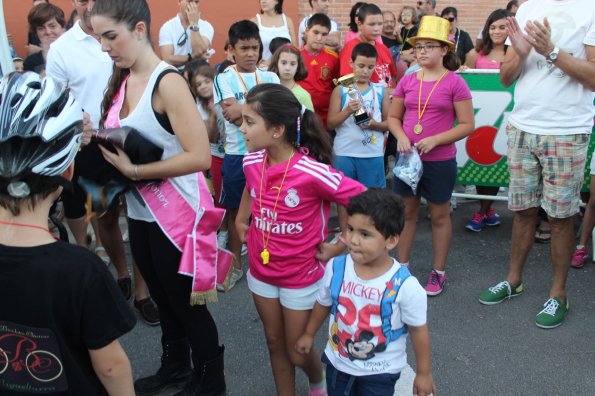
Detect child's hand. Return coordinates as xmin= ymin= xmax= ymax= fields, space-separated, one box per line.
xmin=397 ymin=134 xmax=412 ymax=153
xmin=236 ymin=222 xmax=249 ymax=244
xmin=346 ymin=99 xmax=361 ymax=114
xmin=81 ymin=112 xmax=93 ymax=146
xmin=316 ymin=242 xmax=346 ymax=262
xmin=295 ymin=334 xmax=314 ymax=355
xmin=413 ymin=373 xmax=436 ymax=396
xmin=415 ymin=136 xmax=438 ymax=154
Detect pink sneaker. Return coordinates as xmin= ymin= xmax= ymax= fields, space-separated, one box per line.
xmin=425 ymin=270 xmax=446 ymax=296
xmin=308 ymin=389 xmax=327 ymax=396
xmin=571 ymin=246 xmax=589 ymax=268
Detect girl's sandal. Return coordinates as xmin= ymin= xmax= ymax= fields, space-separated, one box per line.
xmin=95 ymin=246 xmax=111 ymax=266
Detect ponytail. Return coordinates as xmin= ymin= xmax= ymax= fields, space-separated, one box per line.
xmin=100 ymin=65 xmax=129 ymax=128
xmin=246 ymin=83 xmax=332 ymax=164
xmin=298 ymin=109 xmax=332 ymax=164
xmin=443 ymin=47 xmax=460 ymax=71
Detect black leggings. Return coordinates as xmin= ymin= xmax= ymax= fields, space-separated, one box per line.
xmin=128 ymin=218 xmax=220 ymax=363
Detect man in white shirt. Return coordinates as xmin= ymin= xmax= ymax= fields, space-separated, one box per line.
xmin=159 ymin=0 xmax=214 ymax=67
xmin=479 ymin=0 xmax=595 ymax=329
xmin=46 ymin=0 xmax=159 ymax=325
xmin=298 ymin=0 xmax=340 ymax=52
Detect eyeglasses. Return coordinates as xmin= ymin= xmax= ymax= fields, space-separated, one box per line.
xmin=443 ymin=16 xmax=456 ymax=22
xmin=414 ymin=44 xmax=442 ymax=52
xmin=177 ymin=31 xmax=188 ymax=47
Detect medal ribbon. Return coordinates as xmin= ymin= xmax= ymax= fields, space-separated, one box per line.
xmin=234 ymin=65 xmax=261 ymax=94
xmin=416 ymin=69 xmax=449 ymax=132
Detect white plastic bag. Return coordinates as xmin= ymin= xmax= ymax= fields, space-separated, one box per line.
xmin=392 ymin=147 xmax=423 ymax=194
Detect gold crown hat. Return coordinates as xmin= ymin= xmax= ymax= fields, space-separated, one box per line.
xmin=407 ymin=15 xmax=454 ymax=50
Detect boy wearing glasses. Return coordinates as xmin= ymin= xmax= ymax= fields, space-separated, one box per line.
xmin=328 ymin=42 xmax=390 ymax=191
xmin=159 ymin=0 xmax=214 ymax=68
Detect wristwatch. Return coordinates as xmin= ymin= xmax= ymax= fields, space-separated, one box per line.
xmin=546 ymin=46 xmax=559 ymax=64
xmin=189 ymin=24 xmax=200 ymax=32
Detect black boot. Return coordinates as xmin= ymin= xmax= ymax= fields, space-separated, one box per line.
xmin=134 ymin=338 xmax=193 ymax=395
xmin=173 ymin=345 xmax=226 ymax=396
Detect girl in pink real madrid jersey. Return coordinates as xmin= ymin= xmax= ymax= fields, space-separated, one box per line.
xmin=236 ymin=83 xmax=365 ymax=395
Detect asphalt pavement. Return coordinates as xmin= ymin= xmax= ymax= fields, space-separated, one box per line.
xmin=106 ymin=197 xmax=595 ymax=396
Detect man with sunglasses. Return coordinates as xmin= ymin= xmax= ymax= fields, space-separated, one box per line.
xmin=159 ymin=0 xmax=214 ymax=68
xmin=417 ymin=0 xmax=439 ymax=18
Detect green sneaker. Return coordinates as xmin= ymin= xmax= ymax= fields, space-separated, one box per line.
xmin=478 ymin=280 xmax=524 ymax=305
xmin=535 ymin=297 xmax=569 ymax=329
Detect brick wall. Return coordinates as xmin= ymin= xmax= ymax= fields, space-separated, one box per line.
xmin=298 ymin=0 xmax=508 ymax=43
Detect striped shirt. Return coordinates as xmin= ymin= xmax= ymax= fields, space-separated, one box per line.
xmin=243 ymin=150 xmax=365 ymax=288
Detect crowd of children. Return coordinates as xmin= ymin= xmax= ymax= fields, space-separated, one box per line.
xmin=4 ymin=0 xmax=593 ymax=395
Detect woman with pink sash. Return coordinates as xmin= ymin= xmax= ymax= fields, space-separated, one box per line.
xmin=91 ymin=1 xmax=226 ymax=395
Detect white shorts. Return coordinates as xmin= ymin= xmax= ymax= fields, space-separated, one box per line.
xmin=247 ymin=270 xmax=321 ymax=311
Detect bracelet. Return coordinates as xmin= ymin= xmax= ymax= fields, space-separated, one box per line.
xmin=338 ymin=236 xmax=346 ymax=244
xmin=133 ymin=165 xmax=139 ymax=181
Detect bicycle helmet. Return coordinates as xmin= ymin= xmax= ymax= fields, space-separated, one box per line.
xmin=0 ymin=72 xmax=83 ymax=198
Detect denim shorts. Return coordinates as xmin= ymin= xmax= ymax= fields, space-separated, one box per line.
xmin=322 ymin=353 xmax=401 ymax=396
xmin=334 ymin=155 xmax=386 ymax=189
xmin=392 ymin=158 xmax=457 ymax=204
xmin=507 ymin=124 xmax=589 ymax=218
xmin=220 ymin=154 xmax=246 ymax=209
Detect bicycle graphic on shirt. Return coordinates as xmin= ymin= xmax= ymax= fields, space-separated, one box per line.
xmin=0 ymin=333 xmax=63 ymax=383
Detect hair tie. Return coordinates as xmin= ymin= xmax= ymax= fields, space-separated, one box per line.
xmin=296 ymin=116 xmax=301 ymax=148
xmin=7 ymin=181 xmax=31 ymax=198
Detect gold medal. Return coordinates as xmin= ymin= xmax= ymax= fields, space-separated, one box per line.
xmin=413 ymin=124 xmax=423 ymax=135
xmin=371 ymin=135 xmax=377 ymax=144
xmin=261 ymin=249 xmax=270 ymax=265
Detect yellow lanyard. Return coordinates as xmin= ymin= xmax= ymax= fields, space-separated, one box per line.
xmin=414 ymin=69 xmax=449 ymax=135
xmin=258 ymin=150 xmax=295 ymax=265
xmin=234 ymin=65 xmax=261 ymax=94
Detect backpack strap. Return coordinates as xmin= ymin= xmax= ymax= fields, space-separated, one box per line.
xmin=329 ymin=255 xmax=347 ymax=317
xmin=380 ymin=265 xmax=411 ymax=345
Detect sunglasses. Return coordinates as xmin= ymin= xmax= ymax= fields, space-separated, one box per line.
xmin=443 ymin=16 xmax=456 ymax=22
xmin=177 ymin=31 xmax=188 ymax=47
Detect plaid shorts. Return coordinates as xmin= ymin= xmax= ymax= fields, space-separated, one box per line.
xmin=507 ymin=124 xmax=589 ymax=218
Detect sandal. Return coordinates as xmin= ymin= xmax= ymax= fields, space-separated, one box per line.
xmin=95 ymin=246 xmax=111 ymax=266
xmin=534 ymin=228 xmax=551 ymax=244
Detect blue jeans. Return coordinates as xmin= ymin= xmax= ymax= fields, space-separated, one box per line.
xmin=323 ymin=354 xmax=401 ymax=396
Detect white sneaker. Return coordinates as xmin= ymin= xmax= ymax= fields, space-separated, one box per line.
xmin=241 ymin=244 xmax=248 ymax=256
xmin=217 ymin=230 xmax=228 ymax=249
xmin=217 ymin=268 xmax=244 ymax=292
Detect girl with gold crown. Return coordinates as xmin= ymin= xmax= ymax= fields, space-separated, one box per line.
xmin=388 ymin=16 xmax=475 ymax=296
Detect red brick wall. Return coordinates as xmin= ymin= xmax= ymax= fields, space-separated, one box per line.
xmin=298 ymin=0 xmax=507 ymax=43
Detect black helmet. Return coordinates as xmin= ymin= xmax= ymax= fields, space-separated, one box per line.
xmin=0 ymin=72 xmax=83 ymax=198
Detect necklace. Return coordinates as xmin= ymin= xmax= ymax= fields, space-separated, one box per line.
xmin=0 ymin=220 xmax=58 ymax=240
xmin=414 ymin=69 xmax=449 ymax=135
xmin=258 ymin=150 xmax=295 ymax=265
xmin=233 ymin=65 xmax=261 ymax=94
xmin=400 ymin=27 xmax=413 ymax=53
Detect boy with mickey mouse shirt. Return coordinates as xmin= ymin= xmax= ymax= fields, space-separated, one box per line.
xmin=296 ymin=189 xmax=435 ymax=396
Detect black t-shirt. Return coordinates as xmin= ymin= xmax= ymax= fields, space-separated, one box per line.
xmin=453 ymin=28 xmax=474 ymax=65
xmin=23 ymin=52 xmax=45 ymax=74
xmin=400 ymin=26 xmax=418 ymax=51
xmin=28 ymin=31 xmax=40 ymax=47
xmin=381 ymin=35 xmax=400 ymax=50
xmin=0 ymin=241 xmax=136 ymax=395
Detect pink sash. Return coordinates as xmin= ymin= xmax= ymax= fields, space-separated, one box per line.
xmin=107 ymin=76 xmax=233 ymax=305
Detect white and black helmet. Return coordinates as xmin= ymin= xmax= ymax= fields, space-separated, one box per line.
xmin=0 ymin=72 xmax=83 ymax=197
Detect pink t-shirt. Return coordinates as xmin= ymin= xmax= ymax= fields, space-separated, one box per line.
xmin=243 ymin=150 xmax=366 ymax=288
xmin=392 ymin=71 xmax=472 ymax=161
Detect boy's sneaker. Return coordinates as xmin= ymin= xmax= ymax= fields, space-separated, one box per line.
xmin=478 ymin=280 xmax=523 ymax=305
xmin=571 ymin=246 xmax=589 ymax=268
xmin=485 ymin=208 xmax=500 ymax=226
xmin=228 ymin=268 xmax=244 ymax=290
xmin=466 ymin=212 xmax=486 ymax=232
xmin=535 ymin=297 xmax=569 ymax=329
xmin=425 ymin=270 xmax=446 ymax=296
xmin=216 ymin=230 xmax=228 ymax=249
